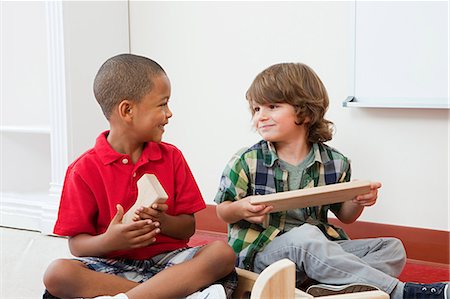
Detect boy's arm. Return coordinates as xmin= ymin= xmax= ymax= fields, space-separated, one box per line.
xmin=68 ymin=204 xmax=160 ymax=257
xmin=335 ymin=181 xmax=382 ymax=224
xmin=159 ymin=214 xmax=195 ymax=239
xmin=216 ymin=198 xmax=273 ymax=224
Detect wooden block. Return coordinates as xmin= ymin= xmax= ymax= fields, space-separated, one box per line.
xmin=234 ymin=267 xmax=258 ymax=299
xmin=233 ymin=261 xmax=389 ymax=299
xmin=250 ymin=259 xmax=297 ymax=299
xmin=122 ymin=174 xmax=168 ymax=224
xmin=249 ymin=180 xmax=371 ymax=213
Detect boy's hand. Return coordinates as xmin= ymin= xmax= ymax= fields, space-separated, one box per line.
xmin=353 ymin=181 xmax=382 ymax=207
xmin=133 ymin=203 xmax=169 ymax=223
xmin=103 ymin=204 xmax=161 ymax=251
xmin=240 ymin=198 xmax=273 ymax=224
xmin=134 ymin=204 xmax=196 ymax=239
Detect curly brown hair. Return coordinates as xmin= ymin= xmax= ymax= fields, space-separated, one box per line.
xmin=246 ymin=63 xmax=334 ymax=143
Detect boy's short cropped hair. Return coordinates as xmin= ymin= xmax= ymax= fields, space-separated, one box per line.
xmin=246 ymin=62 xmax=334 ymax=143
xmin=93 ymin=53 xmax=166 ymax=120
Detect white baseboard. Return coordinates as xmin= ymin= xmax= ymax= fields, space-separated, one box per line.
xmin=0 ymin=192 xmax=58 ymax=233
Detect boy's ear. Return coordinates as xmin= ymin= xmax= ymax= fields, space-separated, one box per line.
xmin=303 ymin=116 xmax=311 ymax=125
xmin=117 ymin=100 xmax=134 ymax=121
xmin=296 ymin=116 xmax=311 ymax=126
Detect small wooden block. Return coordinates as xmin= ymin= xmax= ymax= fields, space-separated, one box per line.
xmin=250 ymin=259 xmax=296 ymax=299
xmin=249 ymin=180 xmax=371 ymax=212
xmin=122 ymin=174 xmax=168 ymax=224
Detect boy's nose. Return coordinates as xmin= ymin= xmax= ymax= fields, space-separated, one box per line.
xmin=258 ymin=110 xmax=269 ymax=120
xmin=166 ymin=107 xmax=173 ymax=118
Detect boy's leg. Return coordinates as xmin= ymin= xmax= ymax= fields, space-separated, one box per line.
xmin=335 ymin=237 xmax=406 ymax=277
xmin=44 ymin=240 xmax=236 ymax=299
xmin=43 ymin=259 xmax=139 ymax=298
xmin=253 ymin=224 xmax=399 ymax=295
xmin=125 ymin=240 xmax=236 ymax=299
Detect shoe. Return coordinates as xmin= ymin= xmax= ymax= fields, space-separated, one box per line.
xmin=306 ymin=283 xmax=379 ymax=297
xmin=43 ymin=290 xmax=59 ymax=299
xmin=93 ymin=293 xmax=128 ymax=299
xmin=403 ymin=282 xmax=448 ymax=299
xmin=186 ymin=284 xmax=226 ymax=299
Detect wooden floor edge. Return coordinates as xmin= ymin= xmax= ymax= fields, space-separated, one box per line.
xmin=195 ymin=204 xmax=450 ymax=265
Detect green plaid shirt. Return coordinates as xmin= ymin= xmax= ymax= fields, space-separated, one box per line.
xmin=214 ymin=140 xmax=352 ymax=270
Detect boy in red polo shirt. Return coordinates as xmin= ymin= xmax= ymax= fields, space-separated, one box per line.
xmin=43 ymin=54 xmax=237 ymax=299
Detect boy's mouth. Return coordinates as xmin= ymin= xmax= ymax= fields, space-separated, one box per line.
xmin=258 ymin=123 xmax=275 ymax=130
xmin=159 ymin=123 xmax=168 ymax=131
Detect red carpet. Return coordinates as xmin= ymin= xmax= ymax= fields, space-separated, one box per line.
xmin=399 ymin=261 xmax=449 ymax=283
xmin=189 ymin=230 xmax=450 ymax=283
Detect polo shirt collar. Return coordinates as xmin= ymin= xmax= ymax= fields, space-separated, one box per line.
xmin=95 ymin=131 xmax=162 ymax=165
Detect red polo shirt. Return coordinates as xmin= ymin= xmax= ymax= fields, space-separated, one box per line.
xmin=54 ymin=131 xmax=206 ymax=260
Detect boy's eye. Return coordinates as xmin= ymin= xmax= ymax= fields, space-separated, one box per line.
xmin=253 ymin=107 xmax=260 ymax=112
xmin=269 ymin=104 xmax=278 ymax=109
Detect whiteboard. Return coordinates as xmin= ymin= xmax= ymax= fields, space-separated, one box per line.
xmin=345 ymin=1 xmax=449 ymax=109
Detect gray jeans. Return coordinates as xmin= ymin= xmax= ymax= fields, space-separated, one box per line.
xmin=253 ymin=224 xmax=406 ymax=296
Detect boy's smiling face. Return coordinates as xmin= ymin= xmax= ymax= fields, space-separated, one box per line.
xmin=252 ymin=102 xmax=303 ymax=143
xmin=132 ymin=74 xmax=172 ymax=143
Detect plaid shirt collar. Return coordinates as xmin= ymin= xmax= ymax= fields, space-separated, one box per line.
xmin=262 ymin=141 xmax=328 ymax=168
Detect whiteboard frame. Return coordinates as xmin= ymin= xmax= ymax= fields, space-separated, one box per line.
xmin=344 ymin=1 xmax=449 ymax=109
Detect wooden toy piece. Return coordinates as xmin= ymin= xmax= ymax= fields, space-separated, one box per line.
xmin=122 ymin=174 xmax=168 ymax=224
xmin=249 ymin=180 xmax=372 ymax=213
xmin=234 ymin=259 xmax=389 ymax=299
xmin=250 ymin=259 xmax=297 ymax=299
xmin=234 ymin=267 xmax=259 ymax=299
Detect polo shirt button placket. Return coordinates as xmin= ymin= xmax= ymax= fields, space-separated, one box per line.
xmin=122 ymin=158 xmax=129 ymax=164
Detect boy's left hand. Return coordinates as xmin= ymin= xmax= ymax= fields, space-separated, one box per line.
xmin=352 ymin=181 xmax=382 ymax=207
xmin=133 ymin=203 xmax=168 ymax=223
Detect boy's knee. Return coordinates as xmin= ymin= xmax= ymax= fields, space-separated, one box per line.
xmin=43 ymin=259 xmax=82 ymax=296
xmin=387 ymin=238 xmax=407 ymax=263
xmin=207 ymin=240 xmax=237 ymax=273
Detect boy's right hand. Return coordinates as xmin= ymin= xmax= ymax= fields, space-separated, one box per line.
xmin=239 ymin=198 xmax=273 ymax=224
xmin=103 ymin=204 xmax=161 ymax=251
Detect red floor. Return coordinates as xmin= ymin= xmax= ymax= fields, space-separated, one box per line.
xmin=188 ymin=230 xmax=450 ymax=283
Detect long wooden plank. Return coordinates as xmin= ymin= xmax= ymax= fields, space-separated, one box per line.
xmin=249 ymin=180 xmax=371 ymax=212
xmin=122 ymin=174 xmax=168 ymax=224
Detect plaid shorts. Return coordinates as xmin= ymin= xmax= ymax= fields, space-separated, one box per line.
xmin=43 ymin=246 xmax=237 ymax=299
xmin=79 ymin=247 xmax=200 ymax=283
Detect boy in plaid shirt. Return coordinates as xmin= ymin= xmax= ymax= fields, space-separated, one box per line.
xmin=215 ymin=63 xmax=448 ymax=299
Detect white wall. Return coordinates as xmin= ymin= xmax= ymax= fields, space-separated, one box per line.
xmin=1 ymin=1 xmax=448 ymax=232
xmin=0 ymin=1 xmax=128 ymax=232
xmin=129 ymin=1 xmax=449 ymax=231
xmin=61 ymin=1 xmax=129 ymax=160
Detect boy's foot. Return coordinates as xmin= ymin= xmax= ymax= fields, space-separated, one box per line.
xmin=93 ymin=293 xmax=128 ymax=299
xmin=43 ymin=290 xmax=59 ymax=299
xmin=186 ymin=284 xmax=226 ymax=299
xmin=403 ymin=282 xmax=448 ymax=299
xmin=306 ymin=283 xmax=379 ymax=297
